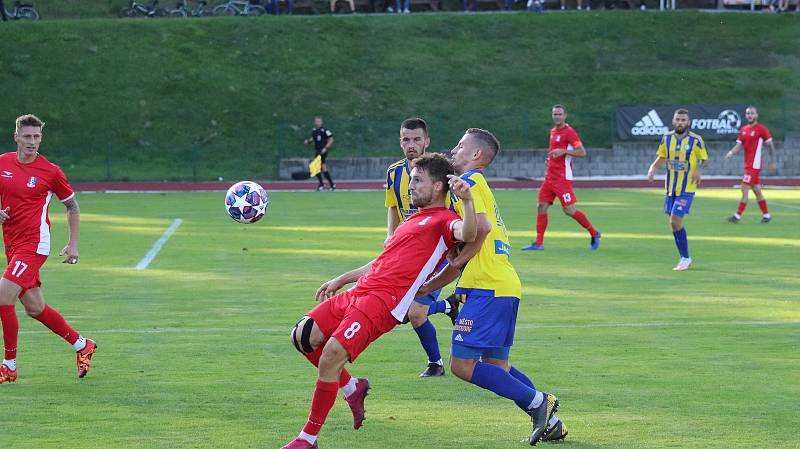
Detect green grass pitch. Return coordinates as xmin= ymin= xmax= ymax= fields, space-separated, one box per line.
xmin=3 ymin=187 xmax=799 ymax=449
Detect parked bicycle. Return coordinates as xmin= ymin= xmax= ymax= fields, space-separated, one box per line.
xmin=3 ymin=1 xmax=39 ymax=20
xmin=169 ymin=0 xmax=212 ymax=17
xmin=119 ymin=0 xmax=168 ymax=17
xmin=213 ymin=0 xmax=266 ymax=15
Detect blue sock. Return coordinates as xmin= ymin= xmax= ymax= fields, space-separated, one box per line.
xmin=673 ymin=227 xmax=689 ymax=258
xmin=427 ymin=300 xmax=448 ymax=315
xmin=509 ymin=366 xmax=538 ymax=411
xmin=470 ymin=362 xmax=537 ymax=408
xmin=414 ymin=319 xmax=441 ymax=363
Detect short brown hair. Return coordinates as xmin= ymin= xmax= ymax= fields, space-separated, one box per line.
xmin=15 ymin=114 xmax=45 ymax=132
xmin=674 ymin=108 xmax=690 ymax=117
xmin=400 ymin=117 xmax=428 ymax=136
xmin=552 ymin=104 xmax=566 ymax=112
xmin=465 ymin=127 xmax=500 ymax=162
xmin=412 ymin=153 xmax=454 ymax=191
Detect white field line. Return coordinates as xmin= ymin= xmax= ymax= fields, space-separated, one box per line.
xmin=134 ymin=219 xmax=183 ymax=270
xmin=18 ymin=320 xmax=800 ymax=336
xmin=771 ymin=202 xmax=800 ymax=210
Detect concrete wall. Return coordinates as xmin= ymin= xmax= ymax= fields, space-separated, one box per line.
xmin=280 ymin=137 xmax=800 ymax=180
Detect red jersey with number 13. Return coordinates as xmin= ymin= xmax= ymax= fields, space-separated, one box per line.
xmin=546 ymin=124 xmax=583 ymax=182
xmin=0 ymin=152 xmax=74 ymax=256
xmin=736 ymin=123 xmax=772 ymax=170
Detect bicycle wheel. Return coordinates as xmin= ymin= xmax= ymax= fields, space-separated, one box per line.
xmin=17 ymin=6 xmax=39 ymax=20
xmin=247 ymin=5 xmax=266 ymax=15
xmin=151 ymin=7 xmax=169 ymax=17
xmin=169 ymin=8 xmax=188 ymax=17
xmin=213 ymin=4 xmax=236 ymax=15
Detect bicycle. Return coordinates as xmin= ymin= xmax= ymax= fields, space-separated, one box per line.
xmin=3 ymin=1 xmax=39 ymax=20
xmin=119 ymin=0 xmax=168 ymax=17
xmin=169 ymin=0 xmax=213 ymax=17
xmin=213 ymin=0 xmax=267 ymax=15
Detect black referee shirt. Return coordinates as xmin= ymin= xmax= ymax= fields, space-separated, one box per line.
xmin=311 ymin=127 xmax=333 ymax=152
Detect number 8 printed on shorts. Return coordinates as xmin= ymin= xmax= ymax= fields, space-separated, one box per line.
xmin=343 ymin=322 xmax=361 ymax=340
xmin=562 ymin=193 xmax=572 ymax=203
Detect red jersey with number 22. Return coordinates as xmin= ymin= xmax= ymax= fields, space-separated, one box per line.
xmin=546 ymin=124 xmax=583 ymax=182
xmin=352 ymin=207 xmax=461 ymax=322
xmin=736 ymin=123 xmax=772 ymax=170
xmin=0 ymin=152 xmax=75 ymax=256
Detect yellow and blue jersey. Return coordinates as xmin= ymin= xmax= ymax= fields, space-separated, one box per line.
xmin=657 ymin=131 xmax=708 ymax=196
xmin=451 ymin=170 xmax=522 ymax=299
xmin=386 ymin=158 xmax=454 ymax=221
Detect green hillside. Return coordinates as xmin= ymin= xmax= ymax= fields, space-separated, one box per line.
xmin=1 ymin=12 xmax=798 ymax=180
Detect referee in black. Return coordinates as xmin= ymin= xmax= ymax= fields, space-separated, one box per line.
xmin=304 ymin=116 xmax=336 ymax=191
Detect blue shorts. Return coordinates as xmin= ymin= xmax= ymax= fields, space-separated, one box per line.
xmin=451 ymin=289 xmax=519 ymax=360
xmin=413 ymin=260 xmax=447 ymax=305
xmin=664 ymin=192 xmax=695 ymax=217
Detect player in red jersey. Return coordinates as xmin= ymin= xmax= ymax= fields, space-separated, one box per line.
xmin=279 ymin=153 xmax=477 ymax=449
xmin=522 ymin=104 xmax=601 ymax=251
xmin=725 ymin=106 xmax=777 ymax=224
xmin=0 ymin=114 xmax=96 ymax=384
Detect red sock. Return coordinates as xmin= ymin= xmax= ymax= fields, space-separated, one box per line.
xmin=757 ymin=199 xmax=769 ymax=215
xmin=0 ymin=305 xmax=18 ymax=360
xmin=571 ymin=210 xmax=598 ymax=237
xmin=302 ymin=379 xmax=339 ymax=437
xmin=33 ymin=305 xmax=80 ymax=345
xmin=303 ymin=345 xmax=353 ymax=388
xmin=736 ymin=201 xmax=747 ymax=216
xmin=535 ymin=213 xmax=548 ymax=246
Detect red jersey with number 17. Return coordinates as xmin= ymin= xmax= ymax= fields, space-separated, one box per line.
xmin=352 ymin=207 xmax=461 ymax=322
xmin=546 ymin=124 xmax=583 ymax=182
xmin=0 ymin=152 xmax=75 ymax=256
xmin=736 ymin=123 xmax=772 ymax=170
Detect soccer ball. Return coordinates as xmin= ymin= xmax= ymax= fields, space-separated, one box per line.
xmin=225 ymin=181 xmax=269 ymax=224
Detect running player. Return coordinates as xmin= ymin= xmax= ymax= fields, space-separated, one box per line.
xmin=385 ymin=117 xmax=459 ymax=378
xmin=725 ymin=106 xmax=776 ymax=223
xmin=418 ymin=128 xmax=564 ymax=445
xmin=0 ymin=114 xmax=97 ymax=384
xmin=280 ymin=153 xmax=478 ymax=449
xmin=647 ymin=108 xmax=708 ymax=271
xmin=521 ymin=105 xmax=600 ymax=251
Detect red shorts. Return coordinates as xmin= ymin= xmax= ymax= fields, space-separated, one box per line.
xmin=538 ymin=181 xmax=577 ymax=206
xmin=742 ymin=169 xmax=761 ymax=186
xmin=307 ymin=289 xmax=399 ymax=362
xmin=3 ymin=252 xmax=47 ymax=294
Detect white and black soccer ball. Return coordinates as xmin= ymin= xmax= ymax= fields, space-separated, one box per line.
xmin=225 ymin=181 xmax=269 ymax=224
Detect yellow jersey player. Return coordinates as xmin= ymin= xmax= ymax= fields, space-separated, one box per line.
xmin=385 ymin=117 xmax=459 ymax=378
xmin=647 ymin=108 xmax=708 ymax=271
xmin=418 ymin=128 xmax=566 ymax=445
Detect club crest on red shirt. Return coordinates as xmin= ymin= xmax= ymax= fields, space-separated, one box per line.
xmin=26 ymin=176 xmax=37 ymax=188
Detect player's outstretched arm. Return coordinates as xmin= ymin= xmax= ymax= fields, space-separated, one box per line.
xmin=449 ymin=175 xmax=477 ymax=243
xmin=385 ymin=207 xmax=401 ymax=246
xmin=314 ymin=259 xmax=375 ymax=302
xmin=567 ymin=143 xmax=587 ymax=158
xmin=725 ymin=142 xmax=743 ymax=160
xmin=692 ymin=159 xmax=708 ymax=186
xmin=647 ymin=156 xmax=666 ymax=182
xmin=60 ymin=197 xmax=80 ymax=264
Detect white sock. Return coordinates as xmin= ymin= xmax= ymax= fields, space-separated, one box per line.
xmin=763 ymin=213 xmax=771 ymax=219
xmin=549 ymin=415 xmax=559 ymax=427
xmin=73 ymin=336 xmax=86 ymax=352
xmin=298 ymin=432 xmax=317 ymax=444
xmin=341 ymin=377 xmax=358 ymax=398
xmin=443 ymin=301 xmax=451 ymax=314
xmin=734 ymin=213 xmax=742 ymax=219
xmin=2 ymin=359 xmax=16 ymax=370
xmin=430 ymin=358 xmax=443 ymax=366
xmin=528 ymin=391 xmax=544 ymax=409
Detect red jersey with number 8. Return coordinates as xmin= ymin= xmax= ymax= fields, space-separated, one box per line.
xmin=0 ymin=152 xmax=74 ymax=256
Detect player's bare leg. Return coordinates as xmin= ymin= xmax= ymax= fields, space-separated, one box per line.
xmin=562 ymin=204 xmax=601 ymax=250
xmin=408 ymin=301 xmax=444 ymax=377
xmin=20 ymin=288 xmax=97 ymax=378
xmin=729 ymin=184 xmax=750 ymax=223
xmin=670 ymin=215 xmax=691 ymax=271
xmin=752 ymin=184 xmax=771 ymax=223
xmin=290 ymin=317 xmax=370 ymax=430
xmin=522 ymin=202 xmax=549 ymax=251
xmin=282 ymin=338 xmax=352 ymax=449
xmin=0 ymin=278 xmax=22 ymax=384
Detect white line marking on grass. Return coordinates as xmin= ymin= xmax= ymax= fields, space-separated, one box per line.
xmin=134 ymin=219 xmax=183 ymax=270
xmin=772 ymin=202 xmax=800 ymax=210
xmin=18 ymin=320 xmax=800 ymax=336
